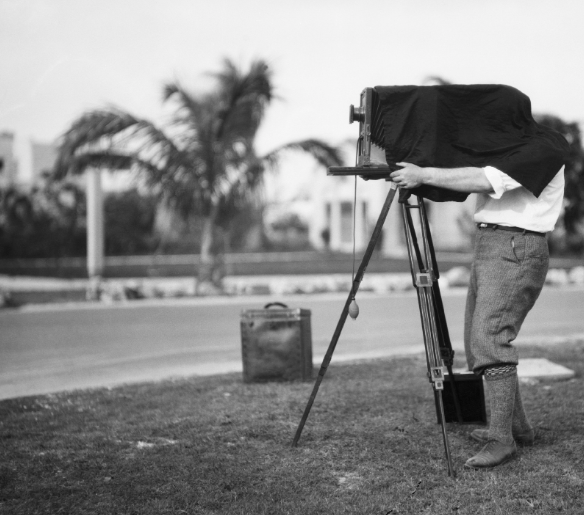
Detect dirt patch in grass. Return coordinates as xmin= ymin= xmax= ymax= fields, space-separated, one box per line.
xmin=2 ymin=340 xmax=584 ymax=514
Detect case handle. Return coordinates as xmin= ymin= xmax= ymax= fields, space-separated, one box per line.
xmin=264 ymin=302 xmax=288 ymax=309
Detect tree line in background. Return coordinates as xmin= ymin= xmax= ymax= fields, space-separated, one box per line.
xmin=534 ymin=114 xmax=584 ymax=254
xmin=1 ymin=64 xmax=584 ymax=283
xmin=0 ymin=178 xmax=156 ymax=259
xmin=0 ymin=175 xmax=310 ymax=260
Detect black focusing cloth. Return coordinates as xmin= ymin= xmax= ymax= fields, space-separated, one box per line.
xmin=373 ymin=84 xmax=570 ymax=202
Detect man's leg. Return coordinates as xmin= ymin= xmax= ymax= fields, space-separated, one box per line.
xmin=483 ymin=365 xmax=517 ymax=445
xmin=471 ymin=375 xmax=535 ymax=446
xmin=465 ymin=230 xmax=548 ymax=467
xmin=512 ymin=376 xmax=534 ymax=440
xmin=466 ymin=365 xmax=518 ymax=468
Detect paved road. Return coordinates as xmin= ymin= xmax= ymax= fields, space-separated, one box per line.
xmin=1 ymin=286 xmax=584 ymax=400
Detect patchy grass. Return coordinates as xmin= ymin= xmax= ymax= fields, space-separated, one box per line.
xmin=1 ymin=340 xmax=584 ymax=514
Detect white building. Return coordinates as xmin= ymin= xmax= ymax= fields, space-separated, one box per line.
xmin=31 ymin=140 xmax=58 ymax=181
xmin=305 ymin=144 xmax=475 ymax=255
xmin=0 ymin=133 xmax=59 ymax=186
xmin=0 ymin=131 xmax=18 ymax=187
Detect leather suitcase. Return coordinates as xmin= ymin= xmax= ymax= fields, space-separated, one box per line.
xmin=240 ymin=302 xmax=313 ymax=383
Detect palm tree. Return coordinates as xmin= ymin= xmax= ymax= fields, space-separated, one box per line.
xmin=535 ymin=114 xmax=584 ymax=253
xmin=53 ymin=58 xmax=343 ymax=292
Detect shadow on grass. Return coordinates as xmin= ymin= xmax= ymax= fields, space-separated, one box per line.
xmin=1 ymin=340 xmax=584 ymax=514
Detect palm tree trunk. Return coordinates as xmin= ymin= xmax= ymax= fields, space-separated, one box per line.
xmin=196 ymin=205 xmax=222 ymax=294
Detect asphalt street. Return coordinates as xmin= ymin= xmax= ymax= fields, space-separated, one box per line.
xmin=1 ymin=286 xmax=584 ymax=400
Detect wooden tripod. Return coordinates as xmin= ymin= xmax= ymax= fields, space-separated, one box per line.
xmin=291 ymin=182 xmax=465 ymax=478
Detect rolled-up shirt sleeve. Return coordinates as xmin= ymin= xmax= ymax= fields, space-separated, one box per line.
xmin=483 ymin=166 xmax=523 ymax=199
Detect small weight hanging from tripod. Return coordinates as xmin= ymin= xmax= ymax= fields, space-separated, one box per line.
xmin=348 ymin=173 xmax=360 ymax=322
xmin=348 ymin=299 xmax=359 ymax=319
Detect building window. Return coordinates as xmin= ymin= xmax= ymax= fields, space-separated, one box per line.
xmin=362 ymin=201 xmax=368 ymax=236
xmin=325 ymin=202 xmax=331 ymax=227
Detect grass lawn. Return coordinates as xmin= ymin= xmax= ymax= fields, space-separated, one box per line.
xmin=1 ymin=339 xmax=584 ymax=514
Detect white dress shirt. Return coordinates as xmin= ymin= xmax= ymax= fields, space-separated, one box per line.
xmin=473 ymin=165 xmax=565 ymax=233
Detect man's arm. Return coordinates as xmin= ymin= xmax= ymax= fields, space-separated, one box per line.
xmin=389 ymin=161 xmax=494 ymax=193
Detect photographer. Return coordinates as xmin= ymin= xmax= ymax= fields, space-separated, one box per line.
xmin=391 ymin=161 xmax=565 ymax=469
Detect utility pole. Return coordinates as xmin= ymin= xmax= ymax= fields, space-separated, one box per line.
xmin=86 ymin=168 xmax=104 ymax=280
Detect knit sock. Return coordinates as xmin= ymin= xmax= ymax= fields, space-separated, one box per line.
xmin=512 ymin=376 xmax=533 ymax=435
xmin=484 ymin=365 xmax=517 ymax=445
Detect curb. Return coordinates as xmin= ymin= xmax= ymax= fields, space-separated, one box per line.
xmin=1 ymin=264 xmax=584 ymax=309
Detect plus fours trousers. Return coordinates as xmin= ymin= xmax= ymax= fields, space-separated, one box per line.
xmin=464 ymin=228 xmax=549 ymax=373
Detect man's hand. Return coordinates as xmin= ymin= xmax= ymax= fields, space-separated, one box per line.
xmin=389 ymin=162 xmax=427 ymax=189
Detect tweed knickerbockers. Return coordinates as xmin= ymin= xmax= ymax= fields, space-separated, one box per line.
xmin=464 ymin=227 xmax=549 ymax=373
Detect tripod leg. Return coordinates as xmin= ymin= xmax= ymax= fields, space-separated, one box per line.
xmin=418 ymin=200 xmax=464 ymax=423
xmin=401 ymin=198 xmax=457 ymax=477
xmin=435 ymin=384 xmax=457 ymax=477
xmin=291 ymin=183 xmax=398 ymax=447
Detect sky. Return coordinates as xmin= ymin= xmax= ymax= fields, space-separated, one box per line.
xmin=1 ymin=0 xmax=583 ymax=183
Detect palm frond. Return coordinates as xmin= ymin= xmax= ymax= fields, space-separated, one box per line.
xmin=213 ymin=58 xmax=274 ymax=143
xmin=62 ymin=152 xmax=133 ymax=176
xmin=424 ymin=76 xmax=452 ymax=85
xmin=53 ymin=107 xmax=185 ymax=180
xmin=58 ymin=108 xmax=138 ymax=146
xmin=163 ymin=81 xmax=201 ymax=113
xmin=54 ymin=108 xmax=141 ymax=176
xmin=132 ymin=122 xmax=189 ymax=169
xmin=262 ymin=139 xmax=344 ymax=170
xmin=162 ymin=81 xmax=206 ymax=133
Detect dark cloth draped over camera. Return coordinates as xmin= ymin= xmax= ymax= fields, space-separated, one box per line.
xmin=373 ymin=84 xmax=570 ymax=202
